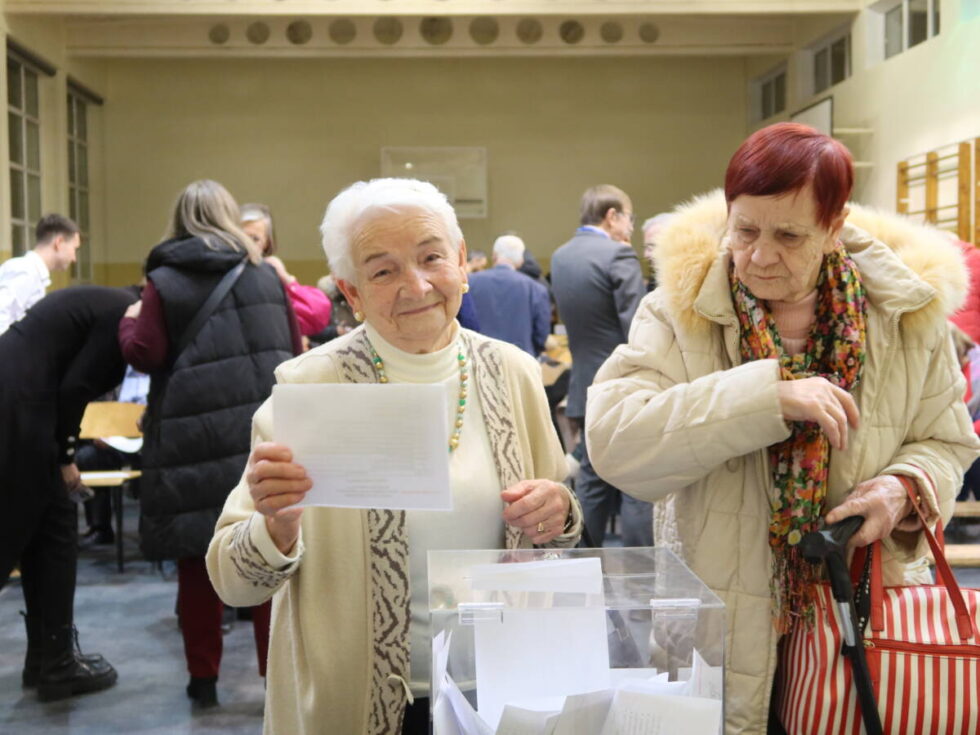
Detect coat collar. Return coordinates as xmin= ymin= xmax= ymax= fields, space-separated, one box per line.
xmin=656 ymin=189 xmax=966 ymax=335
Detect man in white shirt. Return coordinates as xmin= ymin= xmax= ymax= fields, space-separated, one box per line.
xmin=0 ymin=214 xmax=81 ymax=334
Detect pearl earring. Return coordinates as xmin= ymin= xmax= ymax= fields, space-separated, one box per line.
xmin=354 ymin=311 xmax=364 ymax=322
xmin=461 ymin=283 xmax=470 ymax=294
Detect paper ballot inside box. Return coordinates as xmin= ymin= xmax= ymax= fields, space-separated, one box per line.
xmin=429 ymin=548 xmax=726 ymax=735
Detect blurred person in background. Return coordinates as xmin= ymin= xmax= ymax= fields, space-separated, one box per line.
xmin=0 ymin=285 xmax=138 ymax=701
xmin=466 ymin=249 xmax=488 ymax=273
xmin=640 ymin=213 xmax=674 ymax=292
xmin=468 ymin=234 xmax=550 ymax=356
xmin=0 ymin=214 xmax=81 ymax=334
xmin=241 ymin=203 xmax=332 ymax=341
xmin=119 ymin=180 xmax=301 ymax=708
xmin=550 ymin=184 xmax=649 ymax=548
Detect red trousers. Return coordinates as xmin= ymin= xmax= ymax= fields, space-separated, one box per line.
xmin=176 ymin=556 xmax=270 ymax=679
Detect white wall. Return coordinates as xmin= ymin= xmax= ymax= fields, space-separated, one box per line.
xmin=750 ymin=0 xmax=980 ymax=211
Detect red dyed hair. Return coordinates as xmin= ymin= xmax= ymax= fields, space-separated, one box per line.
xmin=724 ymin=123 xmax=853 ymax=230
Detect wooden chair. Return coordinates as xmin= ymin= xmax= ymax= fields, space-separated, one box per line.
xmin=78 ymin=402 xmax=145 ymax=572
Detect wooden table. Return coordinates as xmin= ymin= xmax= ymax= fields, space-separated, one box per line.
xmin=953 ymin=501 xmax=980 ymax=518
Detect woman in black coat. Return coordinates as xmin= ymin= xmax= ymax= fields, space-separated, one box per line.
xmin=0 ymin=284 xmax=137 ymax=701
xmin=119 ymin=179 xmax=299 ymax=708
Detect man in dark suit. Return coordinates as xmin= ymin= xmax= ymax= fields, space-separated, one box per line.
xmin=468 ymin=235 xmax=551 ymax=356
xmin=0 ymin=285 xmax=133 ymax=701
xmin=550 ymin=184 xmax=650 ymax=547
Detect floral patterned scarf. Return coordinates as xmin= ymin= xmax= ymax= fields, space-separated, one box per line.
xmin=730 ymin=244 xmax=867 ymax=632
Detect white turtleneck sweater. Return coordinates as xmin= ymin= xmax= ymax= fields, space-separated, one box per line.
xmin=364 ymin=323 xmax=503 ymax=697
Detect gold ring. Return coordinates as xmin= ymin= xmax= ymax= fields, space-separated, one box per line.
xmin=536 ymin=522 xmax=546 ymax=534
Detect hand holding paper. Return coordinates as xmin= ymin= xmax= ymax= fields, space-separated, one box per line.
xmin=245 ymin=441 xmax=312 ymax=554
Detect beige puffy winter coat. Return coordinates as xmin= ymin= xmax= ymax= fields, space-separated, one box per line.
xmin=586 ymin=191 xmax=980 ymax=735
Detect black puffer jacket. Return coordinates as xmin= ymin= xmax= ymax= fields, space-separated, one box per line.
xmin=139 ymin=236 xmax=293 ymax=560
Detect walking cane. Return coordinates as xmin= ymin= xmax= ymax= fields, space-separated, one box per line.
xmin=800 ymin=516 xmax=883 ymax=735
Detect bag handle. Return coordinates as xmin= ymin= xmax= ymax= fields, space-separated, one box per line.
xmin=172 ymin=258 xmax=247 ymax=364
xmin=868 ymin=475 xmax=976 ymax=640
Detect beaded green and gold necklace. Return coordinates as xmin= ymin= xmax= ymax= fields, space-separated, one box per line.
xmin=367 ymin=340 xmax=469 ymax=453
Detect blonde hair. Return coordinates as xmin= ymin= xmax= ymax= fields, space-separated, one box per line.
xmin=168 ymin=180 xmax=261 ymax=264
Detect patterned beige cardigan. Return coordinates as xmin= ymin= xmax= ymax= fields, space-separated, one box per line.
xmin=206 ymin=326 xmax=583 ymax=735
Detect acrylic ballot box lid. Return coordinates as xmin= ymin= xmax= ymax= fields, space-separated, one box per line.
xmin=427 ymin=547 xmax=726 ymax=734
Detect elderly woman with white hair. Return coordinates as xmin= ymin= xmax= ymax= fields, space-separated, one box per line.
xmin=207 ymin=178 xmax=583 ymax=735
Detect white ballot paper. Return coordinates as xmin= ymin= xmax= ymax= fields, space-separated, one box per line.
xmin=273 ymin=383 xmax=452 ymax=511
xmin=469 ymin=558 xmax=604 ymax=595
xmin=102 ymin=436 xmax=143 ymax=454
xmin=685 ymin=648 xmax=724 ymax=701
xmin=472 ymin=559 xmax=611 ymax=731
xmin=444 ymin=672 xmax=494 ymax=735
xmin=496 ymin=704 xmax=561 ymax=735
xmin=551 ymin=689 xmax=616 ymax=735
xmin=598 ymin=690 xmax=722 ymax=735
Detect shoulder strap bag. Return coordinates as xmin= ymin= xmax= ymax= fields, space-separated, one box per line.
xmin=172 ymin=257 xmax=247 ymax=364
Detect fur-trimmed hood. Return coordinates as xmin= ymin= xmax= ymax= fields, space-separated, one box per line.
xmin=653 ymin=189 xmax=968 ymax=336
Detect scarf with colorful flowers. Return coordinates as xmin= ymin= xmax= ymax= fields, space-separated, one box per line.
xmin=730 ymin=244 xmax=867 ymax=632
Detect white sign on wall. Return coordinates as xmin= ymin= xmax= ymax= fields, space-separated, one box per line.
xmin=381 ymin=147 xmax=488 ymax=219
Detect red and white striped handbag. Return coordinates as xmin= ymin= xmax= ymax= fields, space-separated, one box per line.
xmin=778 ymin=483 xmax=980 ymax=735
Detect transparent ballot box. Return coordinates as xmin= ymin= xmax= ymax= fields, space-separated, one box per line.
xmin=427 ymin=547 xmax=725 ymax=735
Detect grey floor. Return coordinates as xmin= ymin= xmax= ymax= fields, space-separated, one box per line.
xmin=0 ymin=497 xmax=265 ymax=735
xmin=2 ymin=499 xmax=979 ymax=735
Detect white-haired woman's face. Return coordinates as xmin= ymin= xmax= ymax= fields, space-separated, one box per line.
xmin=338 ymin=209 xmax=467 ymax=354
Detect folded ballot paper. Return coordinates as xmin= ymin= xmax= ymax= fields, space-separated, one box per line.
xmin=431 ymin=558 xmax=723 ymax=735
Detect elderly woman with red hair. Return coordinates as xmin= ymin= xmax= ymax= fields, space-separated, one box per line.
xmin=586 ymin=123 xmax=979 ymax=734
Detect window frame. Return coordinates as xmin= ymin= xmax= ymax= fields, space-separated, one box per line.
xmin=873 ymin=0 xmax=940 ymax=61
xmin=7 ymin=50 xmax=43 ymax=257
xmin=67 ymin=86 xmax=91 ymax=282
xmin=752 ymin=63 xmax=788 ymax=124
xmin=811 ymin=27 xmax=852 ymax=95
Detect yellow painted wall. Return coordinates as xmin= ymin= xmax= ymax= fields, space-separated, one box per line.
xmin=14 ymin=5 xmax=973 ymax=289
xmin=100 ymin=56 xmax=749 ymax=285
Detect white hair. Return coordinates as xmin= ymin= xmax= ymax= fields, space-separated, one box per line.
xmin=319 ymin=178 xmax=463 ymax=282
xmin=642 ymin=212 xmax=675 ymax=235
xmin=492 ymin=234 xmax=525 ymax=266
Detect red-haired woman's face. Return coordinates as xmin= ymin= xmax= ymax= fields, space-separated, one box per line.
xmin=729 ymin=184 xmax=844 ymax=304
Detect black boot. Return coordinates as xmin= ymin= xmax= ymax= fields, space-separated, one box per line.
xmin=186 ymin=676 xmax=218 ymax=708
xmin=22 ymin=615 xmax=112 ymax=689
xmin=37 ymin=625 xmax=117 ymax=701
